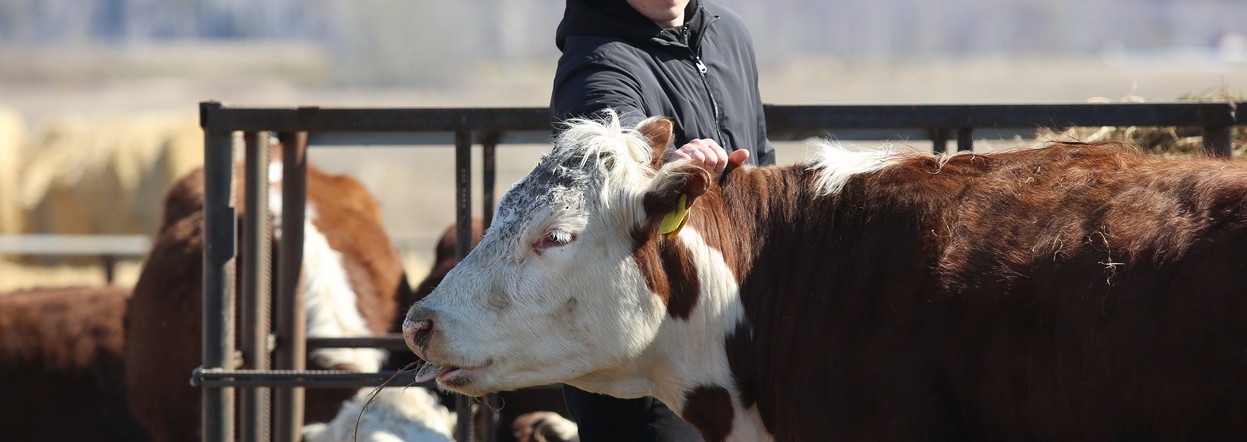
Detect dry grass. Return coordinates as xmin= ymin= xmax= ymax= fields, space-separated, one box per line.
xmin=17 ymin=112 xmax=202 ymax=238
xmin=1039 ymin=87 xmax=1245 ymax=158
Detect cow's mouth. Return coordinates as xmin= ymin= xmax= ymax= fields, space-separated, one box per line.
xmin=413 ymin=359 xmax=491 ymax=386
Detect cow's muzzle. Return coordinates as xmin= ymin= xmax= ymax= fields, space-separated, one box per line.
xmin=402 ymin=306 xmax=436 ymax=358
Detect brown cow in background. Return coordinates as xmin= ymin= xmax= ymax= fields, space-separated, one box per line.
xmin=0 ymin=286 xmax=150 ymax=441
xmin=124 ymin=157 xmax=415 ymax=441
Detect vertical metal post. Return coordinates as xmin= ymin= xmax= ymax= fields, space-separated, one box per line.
xmin=957 ymin=127 xmax=974 ymax=152
xmin=480 ymin=131 xmax=501 ymax=442
xmin=454 ymin=130 xmax=475 ymax=442
xmin=1202 ymin=125 xmax=1232 ymax=158
xmin=202 ymin=101 xmax=237 ymax=442
xmin=930 ymin=128 xmax=949 ymax=155
xmin=240 ymin=131 xmax=272 ymax=442
xmin=273 ymin=131 xmax=309 ymax=442
xmin=101 ymin=254 xmax=117 ymax=284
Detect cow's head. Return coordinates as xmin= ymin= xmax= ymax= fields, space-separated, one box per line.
xmin=403 ymin=113 xmax=718 ymax=397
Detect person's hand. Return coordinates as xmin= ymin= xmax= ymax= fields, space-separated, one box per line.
xmin=668 ymin=138 xmax=750 ymax=177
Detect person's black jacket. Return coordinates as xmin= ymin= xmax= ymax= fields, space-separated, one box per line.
xmin=552 ymin=0 xmax=776 ymax=166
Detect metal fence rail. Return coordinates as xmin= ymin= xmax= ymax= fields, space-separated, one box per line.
xmin=0 ymin=234 xmax=150 ymax=283
xmin=196 ymin=101 xmax=1245 ymax=442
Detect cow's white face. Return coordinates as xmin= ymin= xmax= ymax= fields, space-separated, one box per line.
xmin=404 ymin=115 xmax=708 ymax=397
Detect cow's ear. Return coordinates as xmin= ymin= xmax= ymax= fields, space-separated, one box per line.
xmin=642 ymin=163 xmax=711 ymax=239
xmin=636 ymin=116 xmax=674 ymax=168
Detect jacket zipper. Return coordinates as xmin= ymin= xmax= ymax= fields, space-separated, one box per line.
xmin=693 ymin=53 xmax=726 ymax=149
xmin=680 ymin=25 xmax=726 ymax=149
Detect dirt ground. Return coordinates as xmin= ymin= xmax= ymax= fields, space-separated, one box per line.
xmin=1 ymin=53 xmax=1244 ymax=291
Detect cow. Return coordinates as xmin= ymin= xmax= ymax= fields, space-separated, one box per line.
xmin=302 ymin=387 xmax=456 ymax=442
xmin=403 ymin=113 xmax=1247 ymax=441
xmin=0 ymin=286 xmax=150 ymax=441
xmin=125 ymin=154 xmax=417 ymax=441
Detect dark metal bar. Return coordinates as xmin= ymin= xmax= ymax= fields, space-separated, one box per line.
xmin=273 ymin=131 xmax=309 ymax=442
xmin=197 ymin=369 xmax=428 ymax=388
xmin=453 ymin=129 xmax=475 ymax=442
xmin=201 ymin=101 xmax=238 ymax=442
xmin=240 ymin=131 xmax=272 ymax=442
xmin=763 ymin=102 xmax=1241 ymax=139
xmin=957 ymin=127 xmax=974 ymax=152
xmin=479 ymin=132 xmax=501 ymax=442
xmin=307 ymin=335 xmax=411 ymax=350
xmin=101 ymin=255 xmax=117 ymax=284
xmin=479 ymin=132 xmax=500 ymax=442
xmin=202 ymin=105 xmax=555 ymax=132
xmin=1202 ymin=125 xmax=1233 ymax=158
xmin=930 ymin=128 xmax=949 ymax=155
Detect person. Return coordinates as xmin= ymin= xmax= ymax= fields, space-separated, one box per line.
xmin=550 ymin=0 xmax=775 ymax=440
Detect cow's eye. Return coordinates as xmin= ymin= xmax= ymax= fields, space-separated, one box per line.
xmin=534 ymin=228 xmax=576 ymax=253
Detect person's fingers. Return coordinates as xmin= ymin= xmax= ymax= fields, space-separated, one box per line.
xmin=689 ymin=147 xmax=707 ymax=165
xmin=669 ymin=139 xmax=733 ymax=175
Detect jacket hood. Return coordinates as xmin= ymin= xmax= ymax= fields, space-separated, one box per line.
xmin=556 ymin=0 xmax=706 ymax=51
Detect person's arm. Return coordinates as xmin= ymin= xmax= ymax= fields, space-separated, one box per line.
xmin=552 ymin=60 xmax=648 ymax=127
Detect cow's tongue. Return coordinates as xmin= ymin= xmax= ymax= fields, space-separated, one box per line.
xmin=414 ymin=362 xmax=451 ymax=383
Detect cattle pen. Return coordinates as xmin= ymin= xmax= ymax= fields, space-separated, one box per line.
xmin=192 ymin=100 xmax=1244 ymax=442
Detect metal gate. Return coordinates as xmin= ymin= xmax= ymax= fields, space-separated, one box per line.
xmin=193 ymin=101 xmax=1242 ymax=442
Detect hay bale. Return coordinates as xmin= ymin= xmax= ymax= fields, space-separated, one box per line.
xmin=17 ymin=113 xmax=202 ymax=238
xmin=0 ymin=105 xmax=24 ymax=234
xmin=1041 ymin=90 xmax=1246 ymax=158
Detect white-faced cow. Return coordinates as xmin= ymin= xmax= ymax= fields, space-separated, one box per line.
xmin=126 ymin=156 xmax=415 ymax=441
xmin=404 ymin=114 xmax=1247 ymax=440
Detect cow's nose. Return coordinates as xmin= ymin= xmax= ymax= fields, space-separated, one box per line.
xmin=402 ymin=307 xmax=436 ymax=356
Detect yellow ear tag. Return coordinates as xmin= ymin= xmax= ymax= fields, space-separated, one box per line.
xmin=657 ymin=194 xmax=690 ymax=239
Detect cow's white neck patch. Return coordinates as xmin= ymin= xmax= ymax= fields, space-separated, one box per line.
xmin=807 ymin=141 xmax=911 ymax=196
xmin=641 ymin=228 xmax=748 ymax=409
xmin=302 ymin=205 xmax=387 ymax=371
xmin=267 ymin=159 xmax=385 ymax=372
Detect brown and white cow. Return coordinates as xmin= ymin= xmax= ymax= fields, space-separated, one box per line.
xmin=404 ymin=113 xmax=1247 ymax=440
xmin=125 ymin=156 xmax=415 ymax=441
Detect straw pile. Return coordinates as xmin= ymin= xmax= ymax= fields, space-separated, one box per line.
xmin=1039 ymin=89 xmax=1245 ymax=158
xmin=17 ymin=113 xmax=202 ymax=237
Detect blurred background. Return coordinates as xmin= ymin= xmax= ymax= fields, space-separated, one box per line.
xmin=1 ymin=0 xmax=1245 ymax=290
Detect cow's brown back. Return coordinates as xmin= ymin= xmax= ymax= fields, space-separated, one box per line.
xmin=703 ymin=142 xmax=1247 ymax=440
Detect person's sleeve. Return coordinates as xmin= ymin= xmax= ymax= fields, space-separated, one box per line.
xmin=552 ymin=59 xmax=649 ymax=128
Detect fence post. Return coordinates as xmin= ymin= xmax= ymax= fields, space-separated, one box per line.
xmin=202 ymin=101 xmax=238 ymax=442
xmin=454 ymin=129 xmax=475 ymax=442
xmin=957 ymin=127 xmax=974 ymax=152
xmin=1203 ymin=125 xmax=1233 ymax=158
xmin=273 ymin=131 xmax=309 ymax=442
xmin=240 ymin=131 xmax=273 ymax=442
